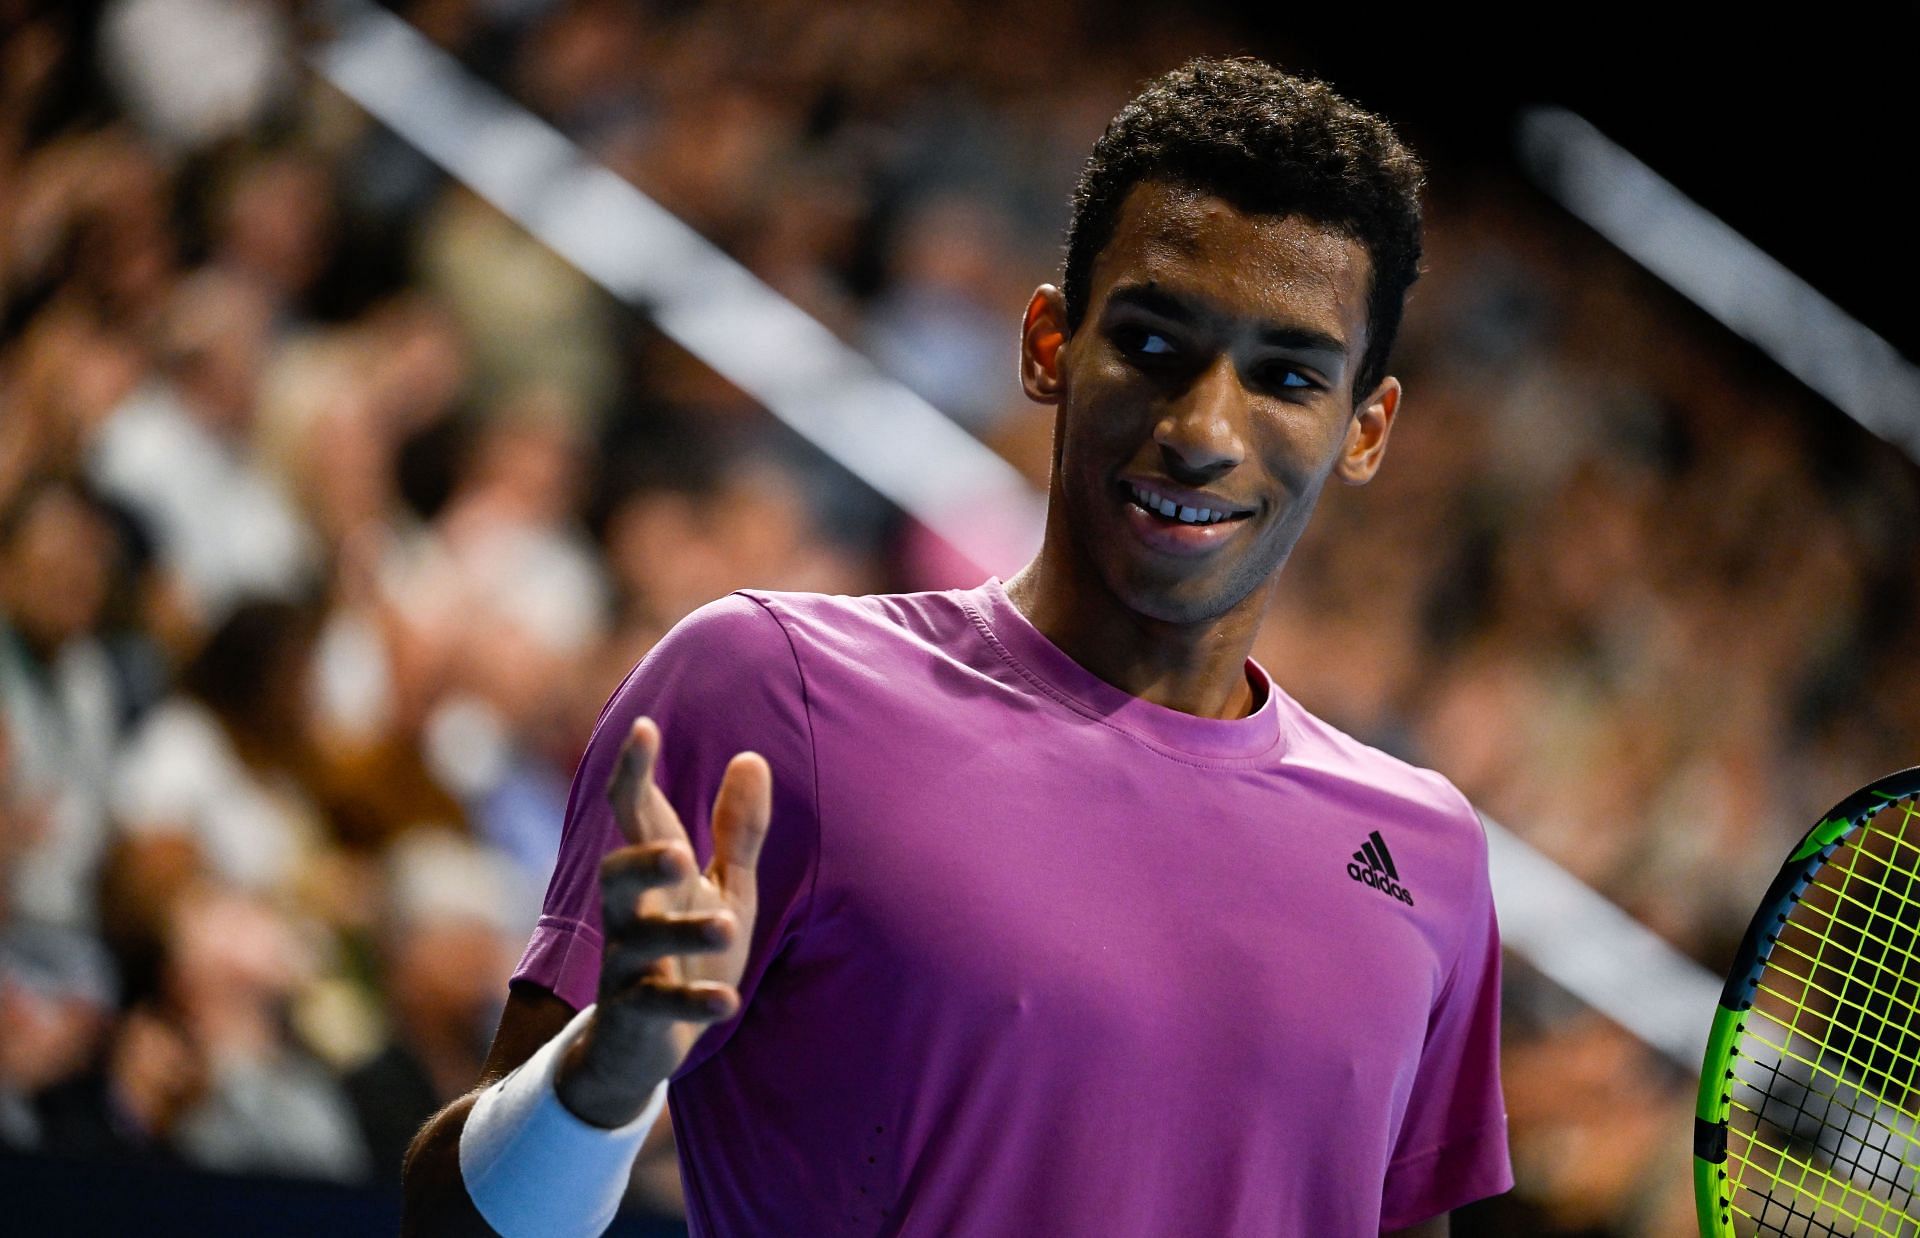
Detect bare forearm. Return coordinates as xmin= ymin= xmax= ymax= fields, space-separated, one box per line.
xmin=402 ymin=984 xmax=579 ymax=1236
xmin=401 ymin=1092 xmax=497 ymax=1237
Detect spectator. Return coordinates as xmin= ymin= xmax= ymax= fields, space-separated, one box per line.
xmin=97 ymin=0 xmax=294 ymax=154
xmin=111 ymin=598 xmax=323 ymax=897
xmin=157 ymin=880 xmax=368 ymax=1181
xmin=0 ymin=477 xmax=127 ymax=927
xmin=0 ymin=923 xmax=117 ymax=1149
xmin=343 ymin=829 xmax=529 ymax=1181
xmin=88 ymin=272 xmax=319 ymax=631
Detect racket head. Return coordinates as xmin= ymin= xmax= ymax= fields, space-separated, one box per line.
xmin=1697 ymin=767 xmax=1920 ymax=1237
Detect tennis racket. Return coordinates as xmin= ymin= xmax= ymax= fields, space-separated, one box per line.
xmin=1696 ymin=767 xmax=1920 ymax=1236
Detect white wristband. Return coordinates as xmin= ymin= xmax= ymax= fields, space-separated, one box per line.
xmin=459 ymin=1002 xmax=669 ymax=1238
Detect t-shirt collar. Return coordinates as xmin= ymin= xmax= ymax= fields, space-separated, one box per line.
xmin=965 ymin=576 xmax=1287 ymax=762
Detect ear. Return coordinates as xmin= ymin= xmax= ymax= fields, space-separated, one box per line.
xmin=1020 ymin=284 xmax=1069 ymax=405
xmin=1335 ymin=375 xmax=1400 ymax=485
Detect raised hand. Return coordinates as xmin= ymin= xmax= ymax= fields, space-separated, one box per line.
xmin=554 ymin=716 xmax=772 ymax=1128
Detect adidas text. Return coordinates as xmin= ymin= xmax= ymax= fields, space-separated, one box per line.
xmin=1346 ymin=861 xmax=1415 ymax=906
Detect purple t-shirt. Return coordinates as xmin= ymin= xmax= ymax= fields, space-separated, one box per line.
xmin=514 ymin=578 xmax=1511 ymax=1234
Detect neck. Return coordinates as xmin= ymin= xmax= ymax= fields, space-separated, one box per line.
xmin=1002 ymin=547 xmax=1268 ymax=721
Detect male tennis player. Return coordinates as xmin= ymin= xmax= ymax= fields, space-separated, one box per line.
xmin=403 ymin=57 xmax=1511 ymax=1236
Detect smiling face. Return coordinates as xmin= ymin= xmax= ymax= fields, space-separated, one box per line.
xmin=1023 ymin=180 xmax=1401 ymax=626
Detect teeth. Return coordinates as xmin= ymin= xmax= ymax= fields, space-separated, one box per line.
xmin=1129 ymin=484 xmax=1232 ymax=525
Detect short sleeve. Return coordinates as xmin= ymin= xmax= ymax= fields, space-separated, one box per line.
xmin=1379 ymin=821 xmax=1513 ymax=1229
xmin=509 ymin=592 xmax=819 ymax=1076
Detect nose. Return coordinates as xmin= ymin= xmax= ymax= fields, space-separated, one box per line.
xmin=1153 ymin=354 xmax=1246 ymax=483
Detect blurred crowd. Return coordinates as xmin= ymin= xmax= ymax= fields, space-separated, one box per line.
xmin=3 ymin=1 xmax=1916 ymax=1233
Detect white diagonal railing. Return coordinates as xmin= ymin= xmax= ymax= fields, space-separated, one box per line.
xmin=1518 ymin=106 xmax=1920 ymax=463
xmin=311 ymin=0 xmax=1044 ymax=577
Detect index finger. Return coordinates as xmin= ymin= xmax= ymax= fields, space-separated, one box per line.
xmin=605 ymin=716 xmax=685 ymax=849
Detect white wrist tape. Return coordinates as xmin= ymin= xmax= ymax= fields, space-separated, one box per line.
xmin=459 ymin=1002 xmax=669 ymax=1238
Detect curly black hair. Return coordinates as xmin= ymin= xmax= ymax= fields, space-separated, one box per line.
xmin=1063 ymin=57 xmax=1425 ymax=399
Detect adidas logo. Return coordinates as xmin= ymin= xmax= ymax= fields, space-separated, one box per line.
xmin=1347 ymin=830 xmax=1415 ymax=906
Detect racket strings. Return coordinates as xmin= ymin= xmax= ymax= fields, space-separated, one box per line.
xmin=1727 ymin=1049 xmax=1919 ymax=1223
xmin=1803 ymin=826 xmax=1920 ymax=1108
xmin=1724 ymin=797 xmax=1920 ymax=1236
xmin=1752 ymin=866 xmax=1920 ymax=1099
xmin=1733 ymin=861 xmax=1920 ymax=1229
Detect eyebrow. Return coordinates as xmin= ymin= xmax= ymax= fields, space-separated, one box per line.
xmin=1104 ymin=283 xmax=1349 ymax=358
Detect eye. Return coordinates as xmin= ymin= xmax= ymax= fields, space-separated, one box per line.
xmin=1113 ymin=325 xmax=1179 ymax=359
xmin=1258 ymin=364 xmax=1319 ymax=393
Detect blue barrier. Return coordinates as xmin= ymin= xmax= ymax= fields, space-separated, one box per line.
xmin=0 ymin=1150 xmax=688 ymax=1236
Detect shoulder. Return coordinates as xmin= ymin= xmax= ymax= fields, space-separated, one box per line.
xmin=605 ymin=585 xmax=985 ymax=747
xmin=731 ymin=584 xmax=977 ymax=632
xmin=599 ymin=594 xmax=807 ymax=742
xmin=631 ymin=590 xmax=876 ymax=694
xmin=652 ymin=591 xmax=795 ymax=659
xmin=1271 ymin=683 xmax=1487 ymax=862
xmin=635 ymin=588 xmax=922 ymax=695
xmin=717 ymin=584 xmax=985 ymax=666
xmin=1279 ymin=689 xmax=1481 ymax=825
xmin=653 ymin=586 xmax=932 ymax=652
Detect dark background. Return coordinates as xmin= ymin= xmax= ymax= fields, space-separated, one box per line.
xmin=1209 ymin=9 xmax=1917 ymax=361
